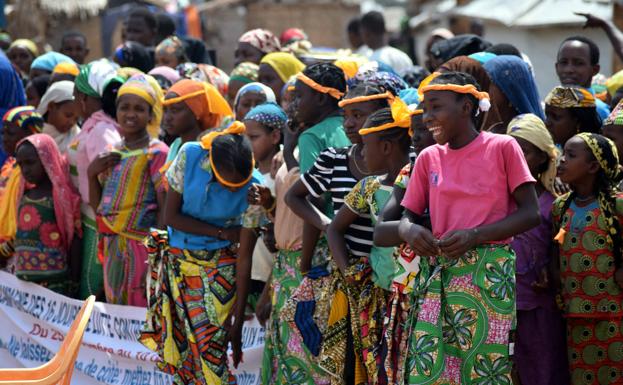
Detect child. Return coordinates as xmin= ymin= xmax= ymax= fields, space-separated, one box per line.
xmin=87 ymin=74 xmax=168 ymax=306
xmin=25 ymin=75 xmax=51 ymax=108
xmin=233 ymin=82 xmax=276 ymax=120
xmin=154 ymin=36 xmax=187 ymax=69
xmin=13 ymin=134 xmax=81 ymax=295
xmin=506 ymin=114 xmax=570 ymax=385
xmin=258 ymin=52 xmax=305 ymax=104
xmin=602 ymin=99 xmax=623 ymax=165
xmin=554 ymin=133 xmax=623 ymax=385
xmin=383 ymin=72 xmax=540 ymax=383
xmin=139 ymin=123 xmax=262 ymax=384
xmin=545 ymin=85 xmax=602 ymax=147
xmin=36 ymin=80 xmax=80 ymax=154
xmin=59 ymin=31 xmax=90 ymax=65
xmin=228 ymin=61 xmax=259 ymax=104
xmin=0 ymin=107 xmax=44 ymax=263
xmin=327 ymin=99 xmax=412 ymax=384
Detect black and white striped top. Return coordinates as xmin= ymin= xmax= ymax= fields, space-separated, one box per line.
xmin=300 ymin=146 xmax=373 ymax=259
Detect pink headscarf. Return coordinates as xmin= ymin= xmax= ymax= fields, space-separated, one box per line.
xmin=16 ymin=134 xmax=81 ymax=250
xmin=239 ymin=28 xmax=281 ymax=54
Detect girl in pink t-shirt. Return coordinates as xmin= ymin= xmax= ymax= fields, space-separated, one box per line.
xmin=377 ymin=72 xmax=540 ymax=384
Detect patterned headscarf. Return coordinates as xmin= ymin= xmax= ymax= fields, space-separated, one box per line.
xmin=30 ymin=52 xmax=75 ymax=72
xmin=545 ymin=86 xmax=596 ymax=109
xmin=176 ymin=63 xmax=230 ymax=98
xmin=260 ymin=52 xmax=305 ymax=83
xmin=148 ymin=66 xmax=181 ymax=86
xmin=230 ymin=62 xmax=259 ymax=84
xmin=604 ymin=99 xmax=623 ymax=126
xmin=2 ymin=106 xmax=44 ymax=133
xmin=578 ymin=133 xmax=621 ymax=181
xmin=9 ymin=39 xmax=38 ymax=57
xmin=155 ymin=36 xmax=186 ymax=60
xmin=16 ymin=134 xmax=81 ymax=250
xmin=36 ymin=80 xmax=74 ymax=116
xmin=233 ymin=82 xmax=277 ymax=111
xmin=244 ymin=102 xmax=287 ymax=131
xmin=507 ymin=113 xmax=559 ymax=195
xmin=239 ymin=29 xmax=281 ymax=54
xmin=75 ymin=59 xmax=118 ymax=98
xmin=117 ymin=74 xmax=163 ymax=138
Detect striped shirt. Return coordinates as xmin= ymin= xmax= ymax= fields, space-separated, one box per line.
xmin=300 ymin=146 xmax=373 ymax=259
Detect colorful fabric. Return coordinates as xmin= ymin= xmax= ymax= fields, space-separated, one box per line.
xmin=354 ymin=68 xmax=408 ymax=96
xmin=0 ymin=159 xmax=21 ymax=257
xmin=2 ymin=106 xmax=44 ymax=133
xmin=230 ymin=61 xmax=259 ymax=84
xmin=280 ymin=28 xmax=308 ymax=46
xmin=606 ymin=69 xmax=623 ymax=97
xmin=359 ymin=96 xmax=412 ymax=135
xmin=176 ymin=63 xmax=230 ymax=98
xmin=164 ymin=79 xmax=232 ymax=131
xmin=42 ymin=122 xmax=79 ymax=155
xmin=75 ymin=59 xmax=119 ymax=98
xmin=77 ymin=215 xmax=102 ymax=299
xmin=0 ymin=52 xmax=26 ymax=166
xmin=97 ymin=139 xmax=168 ymax=241
xmin=9 ymin=39 xmax=38 ymax=56
xmin=155 ymin=36 xmax=185 ymax=60
xmin=140 ymin=230 xmax=238 ymax=384
xmin=114 ymin=41 xmax=153 ymax=73
xmin=604 ymin=99 xmax=623 ymax=126
xmin=507 ymin=113 xmax=559 ymax=195
xmin=261 ymin=52 xmax=305 ymax=83
xmin=52 ymin=62 xmax=79 ymax=76
xmin=36 ymin=80 xmax=74 ymax=116
xmin=30 ymin=51 xmax=75 ymax=72
xmin=239 ymin=28 xmax=281 ymax=54
xmin=592 ymin=73 xmax=608 ymax=101
xmin=244 ymin=102 xmax=287 ymax=130
xmin=117 ymin=74 xmax=163 ymax=139
xmin=468 ymin=51 xmax=497 ymax=64
xmin=334 ymin=57 xmax=368 ymax=80
xmin=545 ymin=86 xmax=596 ymax=108
xmin=148 ymin=66 xmax=181 ymax=84
xmin=233 ymin=82 xmax=276 ymax=112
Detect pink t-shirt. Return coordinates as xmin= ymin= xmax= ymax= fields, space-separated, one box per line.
xmin=401 ymin=131 xmax=535 ymax=242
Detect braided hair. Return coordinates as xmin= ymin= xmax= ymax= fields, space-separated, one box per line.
xmin=211 ymin=134 xmax=254 ymax=184
xmin=302 ymin=62 xmax=346 ymax=109
xmin=429 ymin=71 xmax=481 ymax=127
xmin=362 ymin=107 xmax=411 ymax=153
xmin=343 ymin=82 xmax=391 ymax=110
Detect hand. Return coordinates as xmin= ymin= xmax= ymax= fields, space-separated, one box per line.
xmin=399 ymin=219 xmax=441 ymax=257
xmin=247 ymin=184 xmax=274 ymax=209
xmin=262 ymin=224 xmax=278 ymax=253
xmin=229 ymin=321 xmax=244 ymax=368
xmin=220 ymin=227 xmax=241 ymax=243
xmin=255 ymin=288 xmax=272 ymax=327
xmin=87 ymin=152 xmax=121 ymax=178
xmin=575 ymin=12 xmax=607 ymax=29
xmin=531 ymin=267 xmax=550 ymax=292
xmin=271 ymin=152 xmax=284 ymax=179
xmin=615 ymin=267 xmax=623 ymax=289
xmin=554 ymin=177 xmax=570 ymax=196
xmin=283 ymin=121 xmax=303 ymax=151
xmin=438 ymin=229 xmax=478 ymax=259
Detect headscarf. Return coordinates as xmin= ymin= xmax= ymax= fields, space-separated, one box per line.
xmin=52 ymin=62 xmax=79 ymax=77
xmin=398 ymin=88 xmax=419 ymax=106
xmin=430 ymin=28 xmax=454 ymax=40
xmin=233 ymin=82 xmax=277 ymax=111
xmin=114 ymin=41 xmax=153 ymax=73
xmin=350 ymin=61 xmax=408 ymax=95
xmin=30 ymin=52 xmax=75 ymax=72
xmin=280 ymin=28 xmax=308 ymax=46
xmin=430 ymin=34 xmax=492 ymax=64
xmin=260 ymin=52 xmax=305 ymax=83
xmin=148 ymin=66 xmax=181 ymax=84
xmin=176 ymin=63 xmax=230 ymax=98
xmin=604 ymin=99 xmax=623 ymax=126
xmin=163 ymin=79 xmax=233 ymax=131
xmin=592 ymin=73 xmax=608 ymax=102
xmin=334 ymin=56 xmax=369 ymax=80
xmin=155 ymin=36 xmax=186 ymax=60
xmin=484 ymin=55 xmax=544 ymax=120
xmin=2 ymin=106 xmax=44 ymax=134
xmin=239 ymin=29 xmax=281 ymax=54
xmin=16 ymin=134 xmax=81 ymax=250
xmin=117 ymin=74 xmax=163 ymax=138
xmin=507 ymin=113 xmax=559 ymax=195
xmin=358 ymin=96 xmax=414 ymax=136
xmin=36 ymin=80 xmax=75 ymax=116
xmin=230 ymin=62 xmax=259 ymax=84
xmin=75 ymin=59 xmax=118 ymax=98
xmin=468 ymin=52 xmax=497 ymax=64
xmin=545 ymin=86 xmax=596 ymax=109
xmin=606 ymin=69 xmax=623 ymax=97
xmin=244 ymin=102 xmax=287 ymax=131
xmin=0 ymin=52 xmax=26 ymax=165
xmin=9 ymin=39 xmax=38 ymax=57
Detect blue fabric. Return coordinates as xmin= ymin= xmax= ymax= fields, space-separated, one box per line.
xmin=244 ymin=102 xmax=287 ymax=131
xmin=30 ymin=52 xmax=76 ymax=72
xmin=0 ymin=51 xmax=26 ymax=165
xmin=469 ymin=51 xmax=497 ymax=64
xmin=398 ymin=88 xmax=419 ymax=106
xmin=484 ymin=55 xmax=545 ymax=120
xmin=168 ymin=142 xmax=262 ymax=251
xmin=294 ymin=300 xmax=322 ymax=356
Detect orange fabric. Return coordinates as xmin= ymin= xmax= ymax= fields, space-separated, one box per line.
xmin=296 ymin=73 xmax=344 ymax=99
xmin=421 ymin=83 xmax=489 ymax=101
xmin=338 ymin=91 xmax=393 ymax=107
xmin=358 ymin=96 xmax=413 ymax=135
xmin=185 ymin=6 xmax=202 ymax=39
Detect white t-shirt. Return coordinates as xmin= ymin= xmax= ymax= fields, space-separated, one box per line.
xmin=251 ymin=172 xmax=276 ymax=282
xmin=369 ymin=46 xmax=413 ymax=76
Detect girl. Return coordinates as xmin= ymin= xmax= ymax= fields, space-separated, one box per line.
xmin=25 ymin=75 xmax=51 ymax=108
xmin=162 ymin=79 xmax=233 ymax=161
xmin=233 ymin=82 xmax=276 ymax=121
xmin=69 ymin=59 xmax=123 ymax=299
xmin=13 ymin=134 xmax=81 ymax=295
xmin=327 ymin=99 xmax=412 ymax=385
xmin=259 ymin=52 xmax=305 ymax=104
xmin=139 ymin=123 xmax=262 ymax=384
xmin=545 ymin=85 xmax=602 ymax=147
xmin=0 ymin=107 xmax=44 ymax=263
xmin=554 ymin=133 xmax=623 ymax=385
xmin=36 ymin=80 xmax=80 ymax=154
xmin=87 ymin=74 xmax=168 ymax=306
xmin=377 ymin=71 xmax=540 ymax=384
xmin=228 ymin=61 xmax=259 ymax=104
xmin=154 ymin=36 xmax=187 ymax=69
xmin=506 ymin=114 xmax=570 ymax=385
xmin=599 ymin=99 xmax=623 ymax=165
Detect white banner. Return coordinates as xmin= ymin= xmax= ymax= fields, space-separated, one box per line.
xmin=0 ymin=271 xmax=264 ymax=385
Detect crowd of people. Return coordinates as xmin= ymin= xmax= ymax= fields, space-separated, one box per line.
xmin=1 ymin=5 xmax=623 ymax=385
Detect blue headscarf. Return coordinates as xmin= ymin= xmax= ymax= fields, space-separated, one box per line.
xmin=244 ymin=102 xmax=287 ymax=131
xmin=233 ymin=82 xmax=277 ymax=111
xmin=30 ymin=51 xmax=76 ymax=73
xmin=468 ymin=51 xmax=497 ymax=64
xmin=398 ymin=88 xmax=419 ymax=106
xmin=484 ymin=55 xmax=544 ymax=120
xmin=0 ymin=52 xmax=26 ymax=166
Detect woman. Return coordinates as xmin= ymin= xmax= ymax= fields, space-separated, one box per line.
xmin=7 ymin=39 xmax=38 ymax=77
xmin=235 ymin=28 xmax=281 ymax=66
xmin=233 ymin=82 xmax=276 ymax=120
xmin=259 ymin=52 xmax=305 ymax=104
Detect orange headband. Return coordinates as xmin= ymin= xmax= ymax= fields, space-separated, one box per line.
xmin=338 ymin=91 xmax=393 ymax=107
xmin=358 ymin=95 xmax=413 ymax=136
xmin=296 ymin=73 xmax=344 ymax=99
xmin=421 ymin=83 xmax=491 ymax=112
xmin=162 ymin=89 xmax=206 ymax=106
xmin=201 ymin=121 xmax=255 ymax=189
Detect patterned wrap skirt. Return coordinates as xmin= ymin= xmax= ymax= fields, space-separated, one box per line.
xmin=78 ymin=214 xmax=103 ymax=299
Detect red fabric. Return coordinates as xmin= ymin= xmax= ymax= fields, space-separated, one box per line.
xmin=280 ymin=28 xmax=307 ymax=45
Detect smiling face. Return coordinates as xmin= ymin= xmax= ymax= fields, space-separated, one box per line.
xmin=545 ymin=104 xmax=578 ymax=146
xmin=343 ymin=100 xmax=381 ymax=144
xmin=7 ymin=45 xmax=35 ymax=74
xmin=422 ymin=90 xmax=469 ymax=145
xmin=116 ymin=94 xmax=152 ymax=137
xmin=557 ymin=135 xmax=599 ymax=186
xmin=556 ymin=40 xmax=598 ymax=88
xmin=15 ymin=142 xmax=46 ymax=186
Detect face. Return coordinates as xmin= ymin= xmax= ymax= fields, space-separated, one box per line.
xmin=25 ymin=84 xmax=41 ymax=108
xmin=73 ymin=88 xmax=101 ymax=119
xmin=348 ymin=31 xmax=362 ymax=49
xmin=514 ymin=136 xmax=548 ymax=178
xmin=556 ymin=40 xmax=598 ymax=88
xmin=360 ymin=26 xmax=374 ymax=48
xmin=235 ymin=91 xmax=267 ymax=120
xmin=411 ymin=113 xmax=435 ymax=154
xmin=244 ymin=119 xmax=280 ymax=163
xmin=235 ymin=42 xmax=264 ymax=66
xmin=258 ymin=64 xmax=285 ymax=104
xmin=545 ymin=104 xmax=578 ymax=146
xmin=422 ymin=90 xmax=469 ymax=145
xmin=343 ymin=101 xmax=380 ymax=144
xmin=293 ymin=80 xmax=318 ymax=125
xmin=29 ymin=68 xmax=49 ymax=80
xmin=116 ymin=94 xmax=152 ymax=137
xmin=60 ymin=36 xmax=88 ymax=64
xmin=162 ymin=93 xmax=199 ymax=137
xmin=602 ymin=124 xmax=623 ymax=165
xmin=15 ymin=142 xmax=46 ymax=186
xmin=7 ymin=46 xmax=34 ymax=74
xmin=558 ymin=135 xmax=599 ymax=186
xmin=361 ymin=133 xmax=387 ymax=173
xmin=155 ymin=51 xmax=180 ymax=69
xmin=123 ymin=16 xmax=155 ymax=46
xmin=47 ymin=101 xmax=79 ymax=133
xmin=3 ymin=121 xmax=31 ymax=156
xmin=228 ymin=79 xmax=246 ymax=107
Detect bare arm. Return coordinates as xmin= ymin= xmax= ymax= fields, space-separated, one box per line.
xmin=87 ymin=152 xmax=120 ymax=213
xmin=284 ymin=180 xmax=331 ymax=231
xmin=577 ymin=12 xmax=623 ymax=62
xmin=327 ymin=206 xmax=358 ymax=274
xmin=373 ymin=186 xmax=406 ymax=247
xmin=300 ymin=222 xmax=321 ymax=273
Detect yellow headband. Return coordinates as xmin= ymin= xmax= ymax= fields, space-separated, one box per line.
xmin=338 ymin=91 xmax=393 ymax=107
xmin=117 ymin=86 xmax=156 ymax=107
xmin=201 ymin=121 xmax=255 ymax=189
xmin=296 ymin=73 xmax=344 ymax=99
xmin=421 ymin=83 xmax=491 ymax=113
xmin=162 ymin=89 xmax=205 ymax=106
xmin=358 ymin=95 xmax=413 ymax=136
